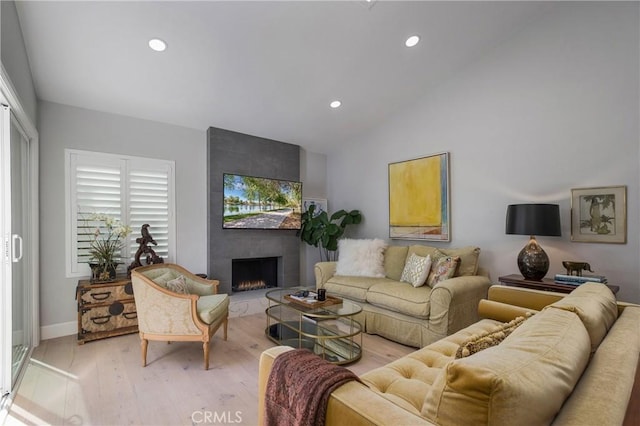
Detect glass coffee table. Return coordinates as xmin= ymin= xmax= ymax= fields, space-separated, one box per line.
xmin=265 ymin=287 xmax=362 ymax=364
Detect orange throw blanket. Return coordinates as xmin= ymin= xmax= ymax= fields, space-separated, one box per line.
xmin=264 ymin=349 xmax=362 ymax=426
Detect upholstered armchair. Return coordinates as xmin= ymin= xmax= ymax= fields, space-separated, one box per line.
xmin=131 ymin=263 xmax=229 ymax=370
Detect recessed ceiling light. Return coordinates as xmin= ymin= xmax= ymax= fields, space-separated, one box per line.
xmin=405 ymin=35 xmax=420 ymax=48
xmin=148 ymin=38 xmax=167 ymax=52
xmin=330 ymin=100 xmax=342 ymax=108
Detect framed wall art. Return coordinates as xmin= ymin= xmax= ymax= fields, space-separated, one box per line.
xmin=570 ymin=185 xmax=626 ymax=243
xmin=388 ymin=152 xmax=450 ymax=241
xmin=302 ymin=198 xmax=327 ymax=217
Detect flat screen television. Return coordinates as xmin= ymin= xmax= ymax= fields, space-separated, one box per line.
xmin=223 ymin=173 xmax=302 ymax=230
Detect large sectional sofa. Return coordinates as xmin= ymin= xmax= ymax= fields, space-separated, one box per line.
xmin=259 ymin=283 xmax=640 ymax=425
xmin=314 ymin=244 xmax=492 ymax=347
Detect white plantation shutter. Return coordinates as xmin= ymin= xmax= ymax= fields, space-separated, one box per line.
xmin=127 ymin=162 xmax=173 ymax=261
xmin=75 ymin=161 xmax=123 ymax=266
xmin=66 ymin=150 xmax=175 ymax=277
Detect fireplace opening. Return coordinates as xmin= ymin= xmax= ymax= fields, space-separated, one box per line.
xmin=232 ymin=257 xmax=278 ymax=292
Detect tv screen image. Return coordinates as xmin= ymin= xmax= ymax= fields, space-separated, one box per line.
xmin=223 ymin=173 xmax=302 ymax=230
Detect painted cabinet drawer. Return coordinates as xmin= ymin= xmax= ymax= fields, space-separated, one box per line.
xmin=79 ymin=300 xmax=138 ymax=333
xmin=76 ymin=277 xmax=138 ymax=344
xmin=78 ymin=281 xmax=134 ymax=306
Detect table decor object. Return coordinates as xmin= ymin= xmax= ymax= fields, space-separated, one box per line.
xmin=506 ymin=204 xmax=561 ymax=281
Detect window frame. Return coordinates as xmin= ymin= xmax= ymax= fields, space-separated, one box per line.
xmin=64 ymin=149 xmax=176 ymax=278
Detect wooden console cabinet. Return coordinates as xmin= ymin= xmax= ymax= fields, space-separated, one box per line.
xmin=76 ymin=276 xmax=138 ymax=344
xmin=498 ymin=274 xmax=620 ymax=295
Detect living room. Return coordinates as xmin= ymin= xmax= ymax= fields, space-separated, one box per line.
xmin=0 ymin=1 xmax=638 ymax=425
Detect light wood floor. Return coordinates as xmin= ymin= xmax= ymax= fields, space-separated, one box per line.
xmin=4 ymin=312 xmax=414 ymax=426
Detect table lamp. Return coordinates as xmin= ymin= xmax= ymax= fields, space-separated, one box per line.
xmin=506 ymin=204 xmax=561 ymax=281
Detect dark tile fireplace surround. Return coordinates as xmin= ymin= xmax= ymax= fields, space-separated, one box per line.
xmin=207 ymin=127 xmax=301 ymax=294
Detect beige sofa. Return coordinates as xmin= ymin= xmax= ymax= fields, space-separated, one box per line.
xmin=259 ymin=283 xmax=640 ymax=425
xmin=315 ymin=244 xmax=492 ymax=347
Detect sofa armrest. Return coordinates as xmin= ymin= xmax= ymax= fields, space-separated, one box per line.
xmin=478 ymin=299 xmax=539 ymax=322
xmin=258 ymin=346 xmax=434 ymax=426
xmin=258 ymin=346 xmax=295 ymax=425
xmin=488 ymin=285 xmax=565 ymax=310
xmin=428 ymin=275 xmax=492 ymax=338
xmin=315 ymin=262 xmax=337 ymax=288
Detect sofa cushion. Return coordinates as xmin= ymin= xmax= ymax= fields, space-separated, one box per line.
xmin=439 ymin=246 xmax=480 ymax=276
xmin=384 ymin=246 xmax=409 ymax=281
xmin=406 ymin=245 xmax=480 ymax=277
xmin=196 ymin=294 xmax=229 ymax=325
xmin=324 ymin=276 xmax=391 ymax=303
xmin=422 ymin=307 xmax=591 ymax=425
xmin=366 ymin=282 xmax=432 ymax=318
xmin=544 ymin=282 xmax=618 ymax=352
xmin=361 ymin=318 xmax=504 ymax=415
xmin=336 ymin=238 xmax=387 ymax=278
xmin=149 ymin=269 xmax=179 ymax=286
xmin=400 ymin=253 xmax=432 ymax=287
xmin=407 ymin=245 xmax=438 ymax=260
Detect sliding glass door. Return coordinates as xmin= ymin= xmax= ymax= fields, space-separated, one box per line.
xmin=1 ymin=105 xmax=33 ymax=397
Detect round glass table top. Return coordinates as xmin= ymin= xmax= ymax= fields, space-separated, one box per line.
xmin=265 ymin=286 xmax=362 ymax=318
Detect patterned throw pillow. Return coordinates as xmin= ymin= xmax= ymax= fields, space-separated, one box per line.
xmin=455 ymin=315 xmax=529 ymax=359
xmin=165 ymin=275 xmax=189 ymax=294
xmin=426 ymin=255 xmax=460 ymax=287
xmin=400 ymin=253 xmax=432 ymax=287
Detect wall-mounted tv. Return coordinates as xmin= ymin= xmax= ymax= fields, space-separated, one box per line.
xmin=223 ymin=173 xmax=302 ymax=230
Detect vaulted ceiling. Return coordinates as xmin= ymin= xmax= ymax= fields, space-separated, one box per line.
xmin=16 ymin=1 xmax=553 ymax=153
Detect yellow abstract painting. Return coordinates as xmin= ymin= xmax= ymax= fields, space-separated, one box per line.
xmin=388 ymin=152 xmax=450 ymax=241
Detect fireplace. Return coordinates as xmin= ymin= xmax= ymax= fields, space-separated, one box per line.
xmin=232 ymin=257 xmax=278 ymax=292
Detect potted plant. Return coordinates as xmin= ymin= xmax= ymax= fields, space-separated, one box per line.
xmin=297 ymin=204 xmax=362 ymax=261
xmin=85 ymin=213 xmax=132 ymax=282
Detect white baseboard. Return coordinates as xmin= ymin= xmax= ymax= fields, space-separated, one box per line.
xmin=40 ymin=321 xmax=76 ymax=340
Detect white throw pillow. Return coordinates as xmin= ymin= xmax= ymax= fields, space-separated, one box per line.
xmin=400 ymin=253 xmax=432 ymax=287
xmin=336 ymin=238 xmax=387 ymax=278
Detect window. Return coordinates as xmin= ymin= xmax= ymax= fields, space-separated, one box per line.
xmin=65 ymin=149 xmax=175 ymax=277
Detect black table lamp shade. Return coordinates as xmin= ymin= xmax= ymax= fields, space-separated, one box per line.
xmin=506 ymin=204 xmax=561 ymax=281
xmin=506 ymin=204 xmax=561 ymax=236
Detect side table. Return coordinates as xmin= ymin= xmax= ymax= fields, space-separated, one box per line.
xmin=498 ymin=274 xmax=620 ymax=295
xmin=76 ymin=276 xmax=138 ymax=344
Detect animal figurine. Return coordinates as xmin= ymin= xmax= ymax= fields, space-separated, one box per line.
xmin=562 ymin=261 xmax=594 ymax=277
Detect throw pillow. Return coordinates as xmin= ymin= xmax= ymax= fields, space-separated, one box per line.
xmin=455 ymin=315 xmax=529 ymax=359
xmin=439 ymin=246 xmax=481 ymax=276
xmin=165 ymin=275 xmax=189 ymax=294
xmin=426 ymin=255 xmax=460 ymax=287
xmin=400 ymin=253 xmax=432 ymax=287
xmin=336 ymin=239 xmax=387 ymax=278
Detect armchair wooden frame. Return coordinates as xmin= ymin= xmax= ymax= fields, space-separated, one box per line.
xmin=131 ymin=263 xmax=228 ymax=370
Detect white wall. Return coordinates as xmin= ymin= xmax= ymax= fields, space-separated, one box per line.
xmin=327 ymin=3 xmax=640 ymax=303
xmin=38 ymin=101 xmax=207 ymax=332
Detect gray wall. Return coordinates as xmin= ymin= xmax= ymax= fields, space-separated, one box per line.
xmin=1 ymin=0 xmax=37 ymax=124
xmin=38 ymin=101 xmax=207 ymax=330
xmin=207 ymin=127 xmax=300 ymax=294
xmin=326 ymin=3 xmax=640 ymax=303
xmin=300 ymin=150 xmax=327 ymax=284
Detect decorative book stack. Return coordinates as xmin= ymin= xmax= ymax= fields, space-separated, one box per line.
xmin=554 ymin=274 xmax=608 ymax=286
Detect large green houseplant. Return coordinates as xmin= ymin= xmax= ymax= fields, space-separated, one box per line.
xmin=297 ymin=204 xmax=362 ymax=261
